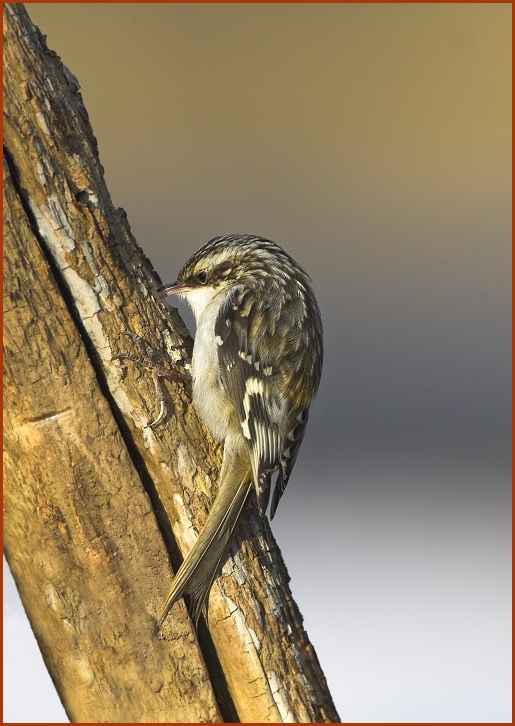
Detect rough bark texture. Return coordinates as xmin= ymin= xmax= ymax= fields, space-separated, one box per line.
xmin=3 ymin=4 xmax=340 ymax=723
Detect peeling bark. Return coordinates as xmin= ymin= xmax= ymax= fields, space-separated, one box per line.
xmin=3 ymin=4 xmax=340 ymax=722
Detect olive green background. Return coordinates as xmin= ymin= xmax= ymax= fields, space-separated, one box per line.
xmin=5 ymin=4 xmax=511 ymax=722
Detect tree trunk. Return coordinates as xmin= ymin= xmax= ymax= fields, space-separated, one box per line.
xmin=3 ymin=4 xmax=340 ymax=723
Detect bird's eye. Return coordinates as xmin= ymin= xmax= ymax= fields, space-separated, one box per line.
xmin=196 ymin=271 xmax=208 ymax=284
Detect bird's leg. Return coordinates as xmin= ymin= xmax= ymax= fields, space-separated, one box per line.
xmin=112 ymin=331 xmax=192 ymax=428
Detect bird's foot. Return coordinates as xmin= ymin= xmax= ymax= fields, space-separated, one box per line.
xmin=113 ymin=331 xmax=191 ymax=427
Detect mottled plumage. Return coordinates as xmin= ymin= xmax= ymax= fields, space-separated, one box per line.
xmin=158 ymin=234 xmax=323 ymax=625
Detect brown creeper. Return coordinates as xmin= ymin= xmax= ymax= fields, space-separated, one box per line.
xmin=158 ymin=234 xmax=323 ymax=625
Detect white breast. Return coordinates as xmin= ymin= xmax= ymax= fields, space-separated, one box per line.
xmin=182 ymin=286 xmax=236 ymax=441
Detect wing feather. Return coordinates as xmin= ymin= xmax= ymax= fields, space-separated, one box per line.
xmin=215 ymin=287 xmax=294 ymax=515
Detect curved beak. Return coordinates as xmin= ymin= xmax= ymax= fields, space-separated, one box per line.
xmin=157 ymin=281 xmax=191 ymax=299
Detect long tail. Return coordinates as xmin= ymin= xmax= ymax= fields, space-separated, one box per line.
xmin=159 ymin=453 xmax=253 ymax=627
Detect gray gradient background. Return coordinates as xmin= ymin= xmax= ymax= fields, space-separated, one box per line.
xmin=4 ymin=3 xmax=511 ymax=722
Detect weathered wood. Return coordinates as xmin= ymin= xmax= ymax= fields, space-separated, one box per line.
xmin=3 ymin=4 xmax=340 ymax=722
xmin=3 ymin=157 xmax=221 ymax=723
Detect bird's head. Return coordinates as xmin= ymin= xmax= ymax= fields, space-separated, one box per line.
xmin=158 ymin=234 xmax=309 ymax=321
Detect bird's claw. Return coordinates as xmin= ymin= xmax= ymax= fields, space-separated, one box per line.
xmin=112 ymin=330 xmax=191 ymax=427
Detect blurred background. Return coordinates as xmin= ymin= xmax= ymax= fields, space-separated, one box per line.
xmin=4 ymin=3 xmax=511 ymax=722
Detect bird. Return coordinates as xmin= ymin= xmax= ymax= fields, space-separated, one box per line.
xmin=157 ymin=234 xmax=323 ymax=626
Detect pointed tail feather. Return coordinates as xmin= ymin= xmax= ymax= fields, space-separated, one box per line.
xmin=159 ymin=476 xmax=253 ymax=627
